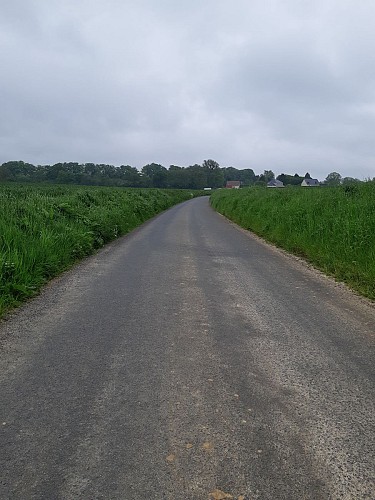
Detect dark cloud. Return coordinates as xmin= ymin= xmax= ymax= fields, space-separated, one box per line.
xmin=0 ymin=0 xmax=374 ymax=180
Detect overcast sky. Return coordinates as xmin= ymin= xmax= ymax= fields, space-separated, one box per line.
xmin=1 ymin=0 xmax=375 ymax=180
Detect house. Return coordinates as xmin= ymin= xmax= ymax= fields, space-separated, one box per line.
xmin=226 ymin=180 xmax=241 ymax=189
xmin=301 ymin=178 xmax=320 ymax=187
xmin=267 ymin=179 xmax=284 ymax=188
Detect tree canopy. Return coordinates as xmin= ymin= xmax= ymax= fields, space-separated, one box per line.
xmin=325 ymin=172 xmax=342 ymax=186
xmin=0 ymin=160 xmax=361 ymax=189
xmin=0 ymin=160 xmax=257 ymax=189
xmin=277 ymin=173 xmax=304 ymax=186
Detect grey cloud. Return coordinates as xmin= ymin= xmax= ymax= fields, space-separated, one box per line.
xmin=0 ymin=0 xmax=374 ymax=179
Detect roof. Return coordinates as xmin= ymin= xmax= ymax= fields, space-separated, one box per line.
xmin=267 ymin=179 xmax=284 ymax=187
xmin=302 ymin=178 xmax=319 ymax=186
xmin=226 ymin=180 xmax=241 ymax=188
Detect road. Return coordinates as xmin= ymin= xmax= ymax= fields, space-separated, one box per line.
xmin=0 ymin=196 xmax=374 ymax=499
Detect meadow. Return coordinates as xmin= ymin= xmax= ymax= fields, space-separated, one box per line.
xmin=0 ymin=184 xmax=202 ymax=316
xmin=210 ymin=182 xmax=375 ymax=300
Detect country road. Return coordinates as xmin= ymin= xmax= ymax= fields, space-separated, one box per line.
xmin=0 ymin=196 xmax=374 ymax=500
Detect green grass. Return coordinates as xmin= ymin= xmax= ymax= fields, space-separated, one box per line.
xmin=210 ymin=183 xmax=375 ymax=300
xmin=0 ymin=184 xmax=204 ymax=316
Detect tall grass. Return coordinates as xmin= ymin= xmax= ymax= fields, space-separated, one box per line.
xmin=0 ymin=184 xmax=203 ymax=316
xmin=210 ymin=183 xmax=375 ymax=300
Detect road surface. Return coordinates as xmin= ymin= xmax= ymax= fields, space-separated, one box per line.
xmin=1 ymin=196 xmax=374 ymax=499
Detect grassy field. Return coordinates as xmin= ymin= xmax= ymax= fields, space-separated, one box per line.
xmin=0 ymin=184 xmax=203 ymax=316
xmin=210 ymin=183 xmax=375 ymax=300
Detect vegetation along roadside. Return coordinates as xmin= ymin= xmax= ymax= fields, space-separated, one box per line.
xmin=0 ymin=184 xmax=204 ymax=317
xmin=210 ymin=182 xmax=375 ymax=301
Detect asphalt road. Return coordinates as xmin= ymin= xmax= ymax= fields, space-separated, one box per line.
xmin=1 ymin=196 xmax=374 ymax=500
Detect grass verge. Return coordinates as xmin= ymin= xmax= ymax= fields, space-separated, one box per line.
xmin=210 ymin=183 xmax=375 ymax=300
xmin=0 ymin=184 xmax=204 ymax=316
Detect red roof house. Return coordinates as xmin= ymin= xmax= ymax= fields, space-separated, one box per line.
xmin=226 ymin=180 xmax=241 ymax=189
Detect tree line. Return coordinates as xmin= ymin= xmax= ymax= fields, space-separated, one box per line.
xmin=0 ymin=159 xmax=257 ymax=189
xmin=0 ymin=159 xmax=364 ymax=188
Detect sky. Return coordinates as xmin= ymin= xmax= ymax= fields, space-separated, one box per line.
xmin=1 ymin=0 xmax=375 ymax=181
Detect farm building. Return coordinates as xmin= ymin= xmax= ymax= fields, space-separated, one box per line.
xmin=301 ymin=178 xmax=320 ymax=187
xmin=267 ymin=179 xmax=284 ymax=188
xmin=226 ymin=180 xmax=241 ymax=189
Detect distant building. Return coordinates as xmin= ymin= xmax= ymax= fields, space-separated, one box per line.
xmin=226 ymin=180 xmax=241 ymax=189
xmin=301 ymin=178 xmax=320 ymax=187
xmin=267 ymin=179 xmax=284 ymax=188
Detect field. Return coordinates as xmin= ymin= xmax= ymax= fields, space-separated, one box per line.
xmin=210 ymin=183 xmax=375 ymax=300
xmin=0 ymin=184 xmax=203 ymax=316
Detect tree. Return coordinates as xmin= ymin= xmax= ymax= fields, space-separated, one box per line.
xmin=254 ymin=179 xmax=266 ymax=187
xmin=259 ymin=170 xmax=275 ymax=183
xmin=239 ymin=168 xmax=256 ymax=186
xmin=325 ymin=172 xmax=342 ymax=186
xmin=141 ymin=163 xmax=168 ymax=188
xmin=0 ymin=163 xmax=9 ymax=181
xmin=222 ymin=167 xmax=256 ymax=186
xmin=222 ymin=167 xmax=240 ymax=182
xmin=168 ymin=165 xmax=190 ymax=189
xmin=202 ymin=159 xmax=224 ymax=188
xmin=119 ymin=165 xmax=143 ymax=187
xmin=0 ymin=161 xmax=36 ymax=181
xmin=277 ymin=173 xmax=304 ymax=186
xmin=187 ymin=164 xmax=207 ymax=189
xmin=46 ymin=163 xmax=66 ymax=181
xmin=202 ymin=159 xmax=220 ymax=170
xmin=342 ymin=176 xmax=361 ymax=185
xmin=99 ymin=164 xmax=116 ymax=179
xmin=304 ymin=172 xmax=311 ymax=179
xmin=84 ymin=163 xmax=98 ymax=176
